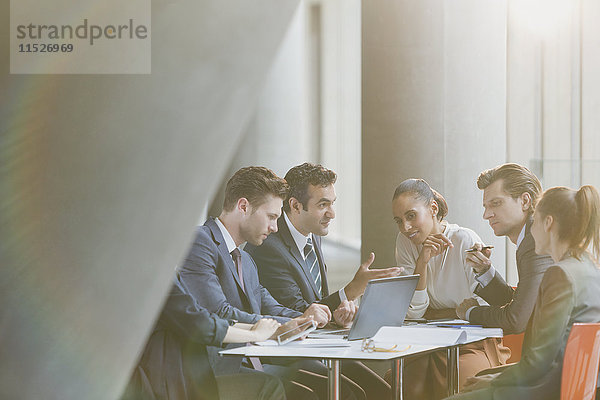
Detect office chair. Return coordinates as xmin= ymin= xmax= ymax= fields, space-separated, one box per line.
xmin=561 ymin=323 xmax=600 ymax=400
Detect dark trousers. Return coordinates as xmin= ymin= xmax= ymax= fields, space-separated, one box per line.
xmin=217 ymin=370 xmax=286 ymax=400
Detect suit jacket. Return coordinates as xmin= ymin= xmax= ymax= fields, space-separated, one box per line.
xmin=121 ymin=283 xmax=229 ymax=400
xmin=177 ymin=218 xmax=301 ymax=374
xmin=246 ymin=215 xmax=342 ymax=313
xmin=488 ymin=254 xmax=600 ymax=399
xmin=470 ymin=218 xmax=553 ymax=334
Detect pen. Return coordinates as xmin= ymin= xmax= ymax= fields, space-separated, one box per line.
xmin=440 ymin=246 xmax=449 ymax=270
xmin=465 ymin=245 xmax=494 ymax=253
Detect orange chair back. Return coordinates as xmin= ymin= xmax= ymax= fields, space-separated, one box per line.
xmin=561 ymin=322 xmax=600 ymax=400
xmin=503 ymin=333 xmax=525 ymax=363
xmin=503 ymin=287 xmax=525 ymax=364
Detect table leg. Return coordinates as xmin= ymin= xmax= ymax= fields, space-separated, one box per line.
xmin=446 ymin=346 xmax=459 ymax=396
xmin=391 ymin=358 xmax=404 ymax=400
xmin=327 ymin=359 xmax=341 ymax=400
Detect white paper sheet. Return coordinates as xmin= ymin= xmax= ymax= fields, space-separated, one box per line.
xmin=255 ymin=338 xmax=351 ymax=347
xmin=372 ymin=326 xmax=468 ymax=346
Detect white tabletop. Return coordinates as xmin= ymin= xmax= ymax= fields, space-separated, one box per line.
xmin=219 ymin=325 xmax=502 ymax=360
xmin=219 ymin=325 xmax=503 ymax=400
xmin=219 ymin=338 xmax=441 ymax=361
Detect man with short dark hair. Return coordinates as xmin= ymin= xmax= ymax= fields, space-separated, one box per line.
xmin=248 ymin=163 xmax=401 ymax=319
xmin=456 ymin=163 xmax=553 ymax=334
xmin=178 ymin=166 xmax=360 ymax=400
xmin=247 ymin=162 xmax=401 ymax=398
xmin=179 ymin=166 xmax=327 ymax=327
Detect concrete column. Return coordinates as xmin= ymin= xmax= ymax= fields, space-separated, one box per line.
xmin=209 ymin=0 xmax=363 ymax=249
xmin=207 ymin=4 xmax=313 ymax=219
xmin=582 ymin=0 xmax=600 ymax=186
xmin=362 ymin=0 xmax=508 ymax=276
xmin=0 ymin=1 xmax=299 ymax=398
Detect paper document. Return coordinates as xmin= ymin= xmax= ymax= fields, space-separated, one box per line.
xmin=372 ymin=326 xmax=468 ymax=346
xmin=255 ymin=338 xmax=351 ymax=347
xmin=425 ymin=319 xmax=473 ymax=326
xmin=463 ymin=327 xmax=503 ymax=340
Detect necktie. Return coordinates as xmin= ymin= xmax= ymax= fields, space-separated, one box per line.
xmin=304 ymin=237 xmax=322 ymax=297
xmin=231 ymin=248 xmax=262 ymax=371
xmin=231 ymin=248 xmax=244 ymax=292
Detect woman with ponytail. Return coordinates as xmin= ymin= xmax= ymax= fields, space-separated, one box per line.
xmin=447 ymin=185 xmax=600 ymax=400
xmin=388 ymin=179 xmax=509 ymax=399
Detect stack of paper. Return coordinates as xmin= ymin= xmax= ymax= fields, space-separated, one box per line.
xmin=424 ymin=320 xmax=503 ymax=339
xmin=255 ymin=338 xmax=350 ymax=347
xmin=372 ymin=326 xmax=468 ymax=346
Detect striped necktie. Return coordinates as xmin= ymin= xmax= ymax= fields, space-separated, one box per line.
xmin=304 ymin=236 xmax=322 ymax=297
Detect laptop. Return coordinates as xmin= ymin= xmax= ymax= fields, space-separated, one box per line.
xmin=313 ymin=274 xmax=420 ymax=341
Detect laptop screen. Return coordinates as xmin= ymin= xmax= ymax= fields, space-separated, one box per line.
xmin=347 ymin=274 xmax=419 ymax=340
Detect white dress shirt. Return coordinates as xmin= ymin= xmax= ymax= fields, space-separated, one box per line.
xmin=283 ymin=212 xmax=348 ymax=302
xmin=395 ymin=223 xmax=489 ymax=319
xmin=215 ymin=217 xmax=238 ymax=255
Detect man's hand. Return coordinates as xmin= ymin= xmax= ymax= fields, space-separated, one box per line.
xmin=270 ymin=317 xmax=312 ymax=340
xmin=456 ymin=297 xmax=479 ymax=320
xmin=345 ymin=252 xmax=403 ymax=300
xmin=333 ymin=300 xmax=357 ymax=327
xmin=462 ymin=373 xmax=500 ymax=393
xmin=250 ymin=318 xmax=281 ymax=342
xmin=466 ymin=243 xmax=493 ymax=274
xmin=302 ymin=303 xmax=331 ymax=327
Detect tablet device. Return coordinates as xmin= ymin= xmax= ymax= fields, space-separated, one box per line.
xmin=277 ymin=319 xmax=318 ymax=345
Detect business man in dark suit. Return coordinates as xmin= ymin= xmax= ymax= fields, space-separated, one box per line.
xmin=246 ymin=163 xmax=401 ymax=399
xmin=456 ymin=163 xmax=553 ymax=334
xmin=178 ymin=166 xmax=363 ymax=400
xmin=246 ymin=163 xmax=400 ymax=324
xmin=179 ymin=219 xmax=304 ymax=325
xmin=121 ymin=281 xmax=285 ymax=400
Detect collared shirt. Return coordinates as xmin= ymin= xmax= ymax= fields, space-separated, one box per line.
xmin=516 ymin=223 xmax=526 ymax=248
xmin=284 ymin=212 xmax=311 ymax=260
xmin=283 ymin=212 xmax=348 ymax=302
xmin=215 ymin=217 xmax=238 ymax=254
xmin=396 ymin=223 xmax=485 ymax=319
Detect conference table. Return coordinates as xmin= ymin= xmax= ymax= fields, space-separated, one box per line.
xmin=220 ymin=326 xmax=501 ymax=400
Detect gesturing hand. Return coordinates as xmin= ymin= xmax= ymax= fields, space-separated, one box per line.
xmin=466 ymin=243 xmax=493 ymax=274
xmin=418 ymin=233 xmax=453 ymax=265
xmin=344 ymin=252 xmax=403 ymax=300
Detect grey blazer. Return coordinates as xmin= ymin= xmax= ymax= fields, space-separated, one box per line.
xmin=246 ymin=215 xmax=342 ymax=313
xmin=470 ymin=219 xmax=553 ymax=334
xmin=177 ymin=218 xmax=301 ymax=374
xmin=488 ymin=254 xmax=600 ymax=399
